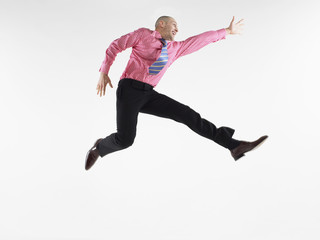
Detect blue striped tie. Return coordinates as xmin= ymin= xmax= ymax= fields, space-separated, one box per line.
xmin=149 ymin=38 xmax=168 ymax=75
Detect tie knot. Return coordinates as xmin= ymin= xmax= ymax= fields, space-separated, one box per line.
xmin=160 ymin=38 xmax=167 ymax=47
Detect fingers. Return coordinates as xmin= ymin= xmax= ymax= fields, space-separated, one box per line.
xmin=96 ymin=75 xmax=113 ymax=97
xmin=231 ymin=17 xmax=244 ymax=26
xmin=237 ymin=18 xmax=244 ymax=24
xmin=102 ymin=82 xmax=106 ymax=97
xmin=96 ymin=82 xmax=111 ymax=97
xmin=234 ymin=18 xmax=244 ymax=34
xmin=103 ymin=80 xmax=112 ymax=96
xmin=96 ymin=84 xmax=101 ymax=95
xmin=236 ymin=18 xmax=244 ymax=28
xmin=96 ymin=83 xmax=104 ymax=97
xmin=103 ymin=83 xmax=106 ymax=96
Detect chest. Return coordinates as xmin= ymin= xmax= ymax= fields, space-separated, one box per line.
xmin=133 ymin=35 xmax=174 ymax=61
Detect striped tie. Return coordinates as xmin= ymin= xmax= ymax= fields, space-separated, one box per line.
xmin=149 ymin=38 xmax=168 ymax=75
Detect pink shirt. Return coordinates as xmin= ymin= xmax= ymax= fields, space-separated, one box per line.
xmin=99 ymin=28 xmax=227 ymax=87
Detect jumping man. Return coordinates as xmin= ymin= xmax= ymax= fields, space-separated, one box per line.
xmin=85 ymin=16 xmax=268 ymax=170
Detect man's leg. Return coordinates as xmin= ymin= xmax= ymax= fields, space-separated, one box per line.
xmin=140 ymin=90 xmax=240 ymax=150
xmin=96 ymin=80 xmax=146 ymax=157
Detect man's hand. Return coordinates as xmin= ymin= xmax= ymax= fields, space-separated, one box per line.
xmin=225 ymin=16 xmax=244 ymax=35
xmin=96 ymin=72 xmax=113 ymax=97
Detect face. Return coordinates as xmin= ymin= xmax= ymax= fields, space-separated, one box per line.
xmin=162 ymin=18 xmax=178 ymax=41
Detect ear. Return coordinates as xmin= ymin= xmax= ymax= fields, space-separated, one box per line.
xmin=159 ymin=20 xmax=166 ymax=28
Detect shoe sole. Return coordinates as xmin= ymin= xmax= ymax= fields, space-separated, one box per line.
xmin=234 ymin=153 xmax=245 ymax=161
xmin=234 ymin=135 xmax=268 ymax=161
xmin=250 ymin=136 xmax=268 ymax=152
xmin=85 ymin=138 xmax=103 ymax=170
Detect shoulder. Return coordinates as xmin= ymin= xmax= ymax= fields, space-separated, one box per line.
xmin=127 ymin=28 xmax=151 ymax=40
xmin=168 ymin=40 xmax=180 ymax=48
xmin=134 ymin=27 xmax=151 ymax=34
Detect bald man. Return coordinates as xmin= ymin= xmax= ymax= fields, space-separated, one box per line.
xmin=85 ymin=16 xmax=268 ymax=170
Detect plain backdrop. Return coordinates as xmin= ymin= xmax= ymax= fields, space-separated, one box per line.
xmin=1 ymin=0 xmax=320 ymax=239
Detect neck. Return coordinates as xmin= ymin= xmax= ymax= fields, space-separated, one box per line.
xmin=155 ymin=29 xmax=164 ymax=37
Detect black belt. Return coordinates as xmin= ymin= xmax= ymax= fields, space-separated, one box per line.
xmin=120 ymin=78 xmax=154 ymax=91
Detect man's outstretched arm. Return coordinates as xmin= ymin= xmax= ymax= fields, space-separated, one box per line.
xmin=173 ymin=16 xmax=244 ymax=59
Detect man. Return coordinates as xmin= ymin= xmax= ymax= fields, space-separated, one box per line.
xmin=85 ymin=16 xmax=268 ymax=171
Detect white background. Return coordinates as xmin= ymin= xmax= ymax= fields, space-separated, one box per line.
xmin=1 ymin=0 xmax=320 ymax=239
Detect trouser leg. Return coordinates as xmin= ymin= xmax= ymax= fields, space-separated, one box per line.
xmin=96 ymin=81 xmax=145 ymax=157
xmin=140 ymin=90 xmax=239 ymax=150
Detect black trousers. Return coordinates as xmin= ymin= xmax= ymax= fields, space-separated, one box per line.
xmin=97 ymin=78 xmax=239 ymax=157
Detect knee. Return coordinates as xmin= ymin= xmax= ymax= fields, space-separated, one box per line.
xmin=117 ymin=134 xmax=135 ymax=149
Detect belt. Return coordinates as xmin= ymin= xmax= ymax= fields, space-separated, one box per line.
xmin=120 ymin=78 xmax=154 ymax=91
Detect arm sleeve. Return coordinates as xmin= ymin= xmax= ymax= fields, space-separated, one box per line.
xmin=173 ymin=28 xmax=226 ymax=60
xmin=99 ymin=28 xmax=144 ymax=74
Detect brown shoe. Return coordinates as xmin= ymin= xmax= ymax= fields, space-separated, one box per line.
xmin=230 ymin=135 xmax=268 ymax=161
xmin=85 ymin=138 xmax=103 ymax=170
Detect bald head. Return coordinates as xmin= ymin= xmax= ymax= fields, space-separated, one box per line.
xmin=154 ymin=16 xmax=178 ymax=41
xmin=155 ymin=16 xmax=173 ymax=28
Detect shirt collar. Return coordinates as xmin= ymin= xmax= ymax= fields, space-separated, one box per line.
xmin=151 ymin=29 xmax=172 ymax=43
xmin=152 ymin=30 xmax=162 ymax=39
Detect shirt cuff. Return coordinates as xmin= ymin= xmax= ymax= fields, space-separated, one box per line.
xmin=99 ymin=64 xmax=110 ymax=75
xmin=216 ymin=28 xmax=227 ymax=40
